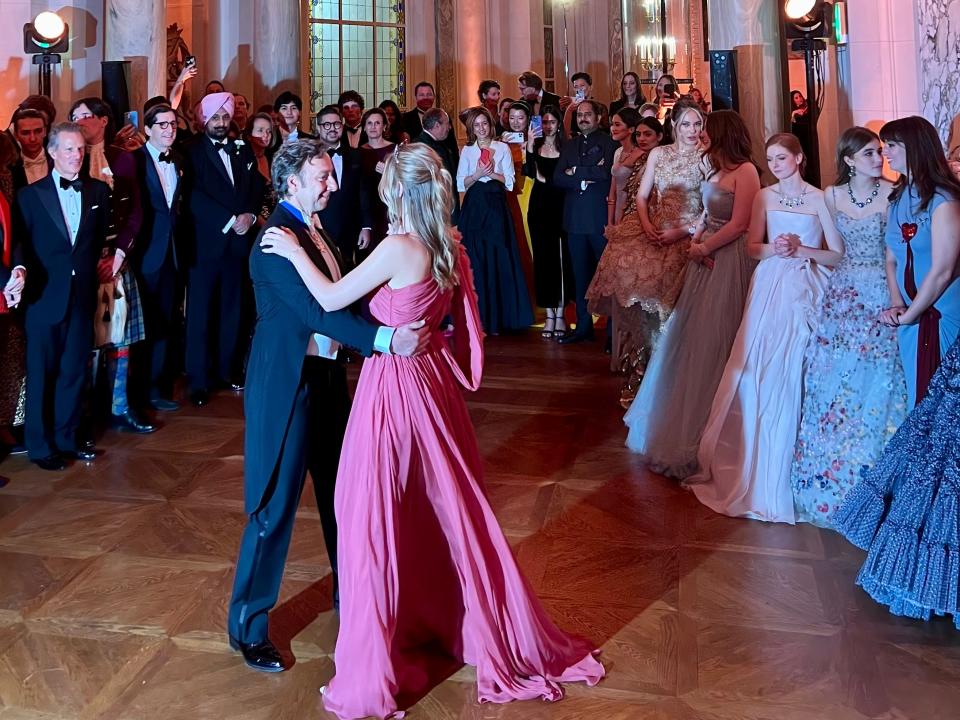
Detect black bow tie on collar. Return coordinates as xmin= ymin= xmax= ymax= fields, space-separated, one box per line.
xmin=59 ymin=176 xmax=82 ymax=192
xmin=327 ymin=145 xmax=343 ymax=157
xmin=158 ymin=151 xmax=173 ymax=164
xmin=214 ymin=140 xmax=238 ymax=155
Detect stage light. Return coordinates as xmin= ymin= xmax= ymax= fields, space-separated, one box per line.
xmin=785 ymin=0 xmax=817 ymax=20
xmin=23 ymin=11 xmax=69 ymax=98
xmin=24 ymin=12 xmax=69 ymax=54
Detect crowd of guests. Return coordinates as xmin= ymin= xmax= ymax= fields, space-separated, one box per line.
xmin=2 ymin=61 xmax=959 ymax=636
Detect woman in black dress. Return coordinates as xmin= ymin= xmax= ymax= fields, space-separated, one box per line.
xmin=524 ymin=106 xmax=573 ymax=338
xmin=359 ymin=107 xmax=395 ymax=251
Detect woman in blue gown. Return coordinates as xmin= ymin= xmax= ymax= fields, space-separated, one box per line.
xmin=877 ymin=116 xmax=960 ymax=406
xmin=834 ymin=115 xmax=960 ymax=627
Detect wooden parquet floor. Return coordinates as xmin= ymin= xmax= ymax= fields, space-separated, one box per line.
xmin=1 ymin=333 xmax=958 ymax=720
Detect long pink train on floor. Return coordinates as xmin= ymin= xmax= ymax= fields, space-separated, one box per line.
xmin=321 ymin=246 xmax=604 ymax=720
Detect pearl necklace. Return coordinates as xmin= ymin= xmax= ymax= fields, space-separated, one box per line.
xmin=847 ymin=179 xmax=880 ymax=209
xmin=777 ymin=182 xmax=809 ymax=208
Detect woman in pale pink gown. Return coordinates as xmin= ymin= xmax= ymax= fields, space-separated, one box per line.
xmin=260 ymin=143 xmax=603 ymax=720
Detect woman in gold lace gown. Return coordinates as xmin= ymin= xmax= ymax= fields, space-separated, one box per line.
xmin=588 ymin=102 xmax=704 ymax=405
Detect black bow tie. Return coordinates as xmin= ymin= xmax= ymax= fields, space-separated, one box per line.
xmin=327 ymin=145 xmax=343 ymax=157
xmin=158 ymin=151 xmax=173 ymax=164
xmin=214 ymin=140 xmax=237 ymax=155
xmin=59 ymin=176 xmax=82 ymax=192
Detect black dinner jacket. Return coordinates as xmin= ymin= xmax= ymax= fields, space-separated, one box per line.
xmin=14 ymin=173 xmax=111 ymax=324
xmin=415 ymin=130 xmax=460 ymax=222
xmin=553 ymin=129 xmax=617 ymax=235
xmin=317 ymin=143 xmax=373 ymax=259
xmin=133 ymin=144 xmax=185 ymax=274
xmin=80 ymin=146 xmax=143 ymax=257
xmin=403 ymin=107 xmax=460 ymax=160
xmin=536 ymin=90 xmax=562 ymax=115
xmin=243 ymin=203 xmax=378 ymax=514
xmin=182 ymin=135 xmax=266 ymax=265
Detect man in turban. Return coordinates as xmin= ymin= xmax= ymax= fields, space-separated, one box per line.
xmin=182 ymin=92 xmax=266 ymax=407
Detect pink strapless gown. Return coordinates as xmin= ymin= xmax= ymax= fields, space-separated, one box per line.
xmin=321 ymin=248 xmax=604 ymax=720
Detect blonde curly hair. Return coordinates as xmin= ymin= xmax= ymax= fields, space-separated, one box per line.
xmin=379 ymin=143 xmax=459 ymax=289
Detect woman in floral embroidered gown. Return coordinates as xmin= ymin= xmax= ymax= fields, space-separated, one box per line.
xmin=790 ymin=127 xmax=908 ymax=527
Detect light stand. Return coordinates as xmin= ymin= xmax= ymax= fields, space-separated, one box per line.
xmin=792 ymin=36 xmax=825 ymax=186
xmin=33 ymin=53 xmax=61 ymax=98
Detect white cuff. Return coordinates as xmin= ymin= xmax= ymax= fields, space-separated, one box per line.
xmin=373 ymin=326 xmax=395 ymax=354
xmin=222 ymin=215 xmax=237 ymax=234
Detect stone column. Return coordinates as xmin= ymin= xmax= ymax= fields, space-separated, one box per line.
xmin=104 ymin=0 xmax=166 ymax=113
xmin=708 ymin=0 xmax=783 ymax=165
xmin=253 ymin=0 xmax=301 ymax=110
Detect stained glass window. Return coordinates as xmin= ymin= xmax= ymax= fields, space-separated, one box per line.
xmin=308 ymin=1 xmax=406 ymax=116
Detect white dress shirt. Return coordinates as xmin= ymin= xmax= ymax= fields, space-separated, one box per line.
xmin=145 ymin=141 xmax=178 ymax=208
xmin=210 ymin=136 xmax=234 ymax=185
xmin=23 ymin=152 xmax=49 ymax=185
xmin=51 ymin=170 xmax=82 ymax=247
xmin=456 ymin=141 xmax=515 ymax=192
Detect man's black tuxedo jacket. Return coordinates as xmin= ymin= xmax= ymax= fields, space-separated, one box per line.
xmin=403 ymin=107 xmax=460 ymax=161
xmin=317 ymin=144 xmax=373 ymax=259
xmin=133 ymin=145 xmax=185 ymax=274
xmin=243 ymin=203 xmax=378 ymax=514
xmin=182 ymin=135 xmax=266 ymax=265
xmin=14 ymin=174 xmax=111 ymax=324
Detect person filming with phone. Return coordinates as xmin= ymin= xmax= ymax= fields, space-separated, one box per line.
xmin=562 ymin=72 xmax=609 ymax=138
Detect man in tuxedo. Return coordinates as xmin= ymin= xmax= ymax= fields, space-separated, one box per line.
xmin=274 ymin=91 xmax=314 ymax=143
xmin=10 ymin=108 xmax=52 ymax=192
xmin=414 ymin=108 xmax=460 ymax=223
xmin=518 ymin=71 xmax=561 ymax=117
xmin=554 ymin=100 xmax=616 ymax=344
xmin=403 ymin=81 xmax=459 ymax=161
xmin=227 ymin=139 xmax=429 ymax=672
xmin=14 ymin=123 xmax=111 ymax=471
xmin=315 ymin=105 xmax=373 ymax=263
xmin=337 ymin=90 xmax=364 ymax=149
xmin=183 ymin=92 xmax=266 ymax=407
xmin=132 ymin=103 xmax=184 ymax=411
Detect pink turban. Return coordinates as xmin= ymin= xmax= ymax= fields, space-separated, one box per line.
xmin=198 ymin=92 xmax=234 ymax=124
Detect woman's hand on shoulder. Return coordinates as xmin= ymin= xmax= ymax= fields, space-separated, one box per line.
xmin=260 ymin=226 xmax=302 ymax=260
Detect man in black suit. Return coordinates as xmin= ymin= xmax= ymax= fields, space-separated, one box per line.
xmin=132 ymin=103 xmax=184 ymax=411
xmin=182 ymin=92 xmax=266 ymax=406
xmin=273 ymin=91 xmax=315 ymax=143
xmin=9 ymin=108 xmax=52 ymax=192
xmin=403 ymin=81 xmax=459 ymax=161
xmin=314 ymin=104 xmax=373 ymax=264
xmin=553 ymin=100 xmax=617 ymax=344
xmin=414 ymin=108 xmax=460 ymax=223
xmin=518 ymin=70 xmax=561 ymax=117
xmin=14 ymin=122 xmax=112 ymax=470
xmin=227 ymin=140 xmax=428 ymax=672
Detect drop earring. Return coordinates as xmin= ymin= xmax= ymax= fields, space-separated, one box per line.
xmin=850 ymin=165 xmax=857 ymax=177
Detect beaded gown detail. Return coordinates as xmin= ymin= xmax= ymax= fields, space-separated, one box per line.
xmin=321 ymin=248 xmax=604 ymax=720
xmin=791 ymin=211 xmax=908 ymax=526
xmin=586 ymin=144 xmax=702 ymax=317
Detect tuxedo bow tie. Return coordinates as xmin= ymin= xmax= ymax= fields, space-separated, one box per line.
xmin=327 ymin=145 xmax=343 ymax=157
xmin=214 ymin=141 xmax=238 ymax=155
xmin=158 ymin=151 xmax=173 ymax=164
xmin=59 ymin=176 xmax=82 ymax=192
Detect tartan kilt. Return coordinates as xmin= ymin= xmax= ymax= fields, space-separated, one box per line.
xmin=119 ymin=267 xmax=146 ymax=346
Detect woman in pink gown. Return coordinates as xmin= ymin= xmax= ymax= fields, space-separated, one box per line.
xmin=260 ymin=143 xmax=603 ymax=719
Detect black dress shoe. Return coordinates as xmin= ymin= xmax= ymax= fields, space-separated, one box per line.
xmin=62 ymin=447 xmax=96 ymax=462
xmin=33 ymin=454 xmax=66 ymax=472
xmin=110 ymin=411 xmax=157 ymax=434
xmin=150 ymin=397 xmax=180 ymax=412
xmin=228 ymin=382 xmax=244 ymax=392
xmin=80 ymin=438 xmax=96 ymax=451
xmin=558 ymin=330 xmax=594 ymax=345
xmin=228 ymin=636 xmax=286 ymax=673
xmin=190 ymin=389 xmax=210 ymax=407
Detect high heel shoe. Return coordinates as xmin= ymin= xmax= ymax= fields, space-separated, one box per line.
xmin=541 ymin=316 xmax=556 ymax=339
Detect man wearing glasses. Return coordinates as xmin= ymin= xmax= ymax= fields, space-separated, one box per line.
xmin=133 ymin=103 xmax=186 ymax=411
xmin=314 ymin=105 xmax=373 ymax=264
